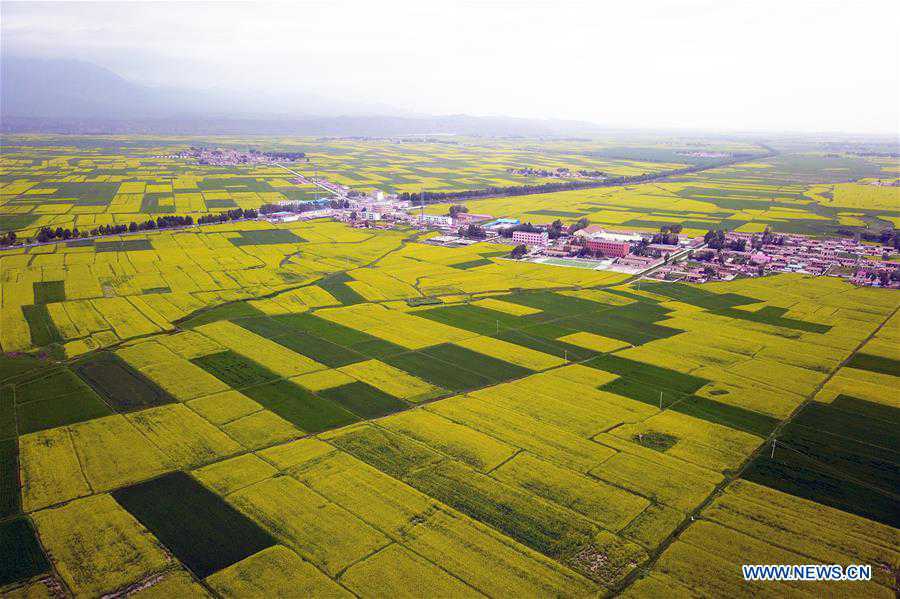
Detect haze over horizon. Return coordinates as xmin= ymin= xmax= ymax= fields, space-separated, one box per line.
xmin=2 ymin=0 xmax=899 ymax=135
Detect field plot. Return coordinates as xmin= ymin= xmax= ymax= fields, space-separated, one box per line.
xmin=113 ymin=471 xmax=276 ymax=578
xmin=2 ymin=135 xmax=899 ymax=597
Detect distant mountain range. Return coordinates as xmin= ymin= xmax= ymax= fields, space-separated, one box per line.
xmin=0 ymin=56 xmax=607 ymax=136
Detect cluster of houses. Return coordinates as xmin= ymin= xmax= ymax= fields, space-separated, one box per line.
xmin=256 ymin=172 xmax=899 ymax=288
xmin=167 ymin=147 xmax=307 ymax=166
xmin=650 ymin=231 xmax=899 ymax=288
xmin=506 ymin=167 xmax=607 ymax=180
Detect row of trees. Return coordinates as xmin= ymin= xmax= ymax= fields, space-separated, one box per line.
xmin=397 ymin=153 xmax=776 ymax=207
xmin=1 ymin=208 xmax=258 ymax=247
xmin=197 ymin=208 xmax=258 ymax=225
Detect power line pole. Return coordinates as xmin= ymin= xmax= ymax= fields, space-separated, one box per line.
xmin=659 ymin=391 xmax=663 ymax=409
xmin=771 ymin=439 xmax=776 ymax=459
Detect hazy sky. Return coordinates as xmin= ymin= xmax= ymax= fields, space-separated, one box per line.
xmin=3 ymin=0 xmax=899 ymax=134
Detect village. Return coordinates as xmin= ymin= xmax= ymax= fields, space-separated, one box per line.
xmin=164 ymin=147 xmax=307 ymax=166
xmin=261 ymin=173 xmax=900 ymax=289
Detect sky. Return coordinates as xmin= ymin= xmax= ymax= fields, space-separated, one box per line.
xmin=2 ymin=0 xmax=899 ymax=134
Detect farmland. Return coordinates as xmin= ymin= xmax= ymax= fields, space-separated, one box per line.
xmin=1 ymin=135 xmax=899 ymax=598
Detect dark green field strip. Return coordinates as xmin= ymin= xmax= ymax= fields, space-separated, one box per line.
xmin=674 ymin=395 xmax=778 ymax=438
xmin=405 ymin=460 xmax=597 ymax=562
xmin=0 ymin=214 xmax=39 ymax=233
xmin=142 ymin=286 xmax=172 ymax=295
xmin=229 ymin=229 xmax=306 ymax=246
xmin=180 ymin=302 xmax=270 ymax=329
xmin=94 ymin=239 xmax=153 ymax=252
xmin=16 ymin=389 xmax=113 ymax=435
xmin=829 ymin=394 xmax=900 ymax=426
xmin=73 ymin=352 xmax=176 ymax=412
xmin=0 ymin=354 xmax=50 ymax=386
xmin=14 ymin=366 xmax=113 ymax=434
xmin=495 ymin=329 xmax=597 ymax=362
xmin=742 ymin=397 xmax=900 ymax=528
xmin=599 ymin=378 xmax=777 ymax=437
xmin=555 ymin=312 xmax=681 ymax=346
xmin=485 ymin=291 xmax=684 ymax=346
xmin=390 ymin=343 xmax=533 ymax=391
xmin=21 ymin=304 xmax=62 ymax=347
xmin=793 ymin=400 xmax=899 ymax=451
xmin=236 ymin=318 xmax=367 ymax=368
xmin=416 ymin=304 xmax=530 ymax=336
xmin=39 ymin=181 xmax=120 ymax=203
xmin=15 ymin=368 xmax=91 ymax=404
xmin=636 ymin=282 xmax=758 ymax=310
xmin=449 ymin=258 xmax=494 ymax=270
xmin=318 ymin=382 xmax=409 ymax=419
xmin=113 ymin=471 xmax=276 ymax=579
xmin=600 ymin=378 xmax=684 ymax=408
xmin=264 ymin=313 xmax=407 ymax=359
xmin=32 ymin=281 xmax=65 ymax=304
xmin=742 ymin=452 xmax=899 ymax=529
xmin=317 ymin=273 xmax=366 ymax=306
xmin=383 ymin=350 xmax=491 ymax=392
xmin=587 ymin=353 xmax=708 ymax=395
xmin=501 ymin=290 xmax=616 ymax=315
xmin=1 ymin=386 xmax=16 ymax=440
xmin=844 ymin=353 xmax=900 ymax=377
xmin=0 ymin=438 xmax=20 ymax=518
xmin=0 ymin=518 xmax=49 ymax=586
xmin=711 ymin=306 xmax=830 ymax=334
xmin=191 ymin=351 xmax=280 ymax=389
xmin=782 ymin=425 xmax=900 ymax=489
xmin=242 ymin=380 xmax=359 ymax=433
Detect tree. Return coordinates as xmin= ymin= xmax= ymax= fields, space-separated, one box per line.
xmin=569 ymin=217 xmax=590 ymax=234
xmin=463 ymin=224 xmax=486 ymax=239
xmin=548 ymin=219 xmax=564 ymax=239
xmin=448 ymin=204 xmax=469 ymax=218
xmin=510 ymin=244 xmax=527 ymax=259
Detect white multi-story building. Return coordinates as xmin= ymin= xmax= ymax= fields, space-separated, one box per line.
xmin=418 ymin=214 xmax=453 ymax=227
xmin=512 ymin=230 xmax=549 ymax=246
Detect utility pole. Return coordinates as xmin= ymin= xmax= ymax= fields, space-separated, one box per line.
xmin=496 ymin=320 xmax=500 ymax=335
xmin=771 ymin=439 xmax=776 ymax=459
xmin=659 ymin=391 xmax=663 ymax=409
xmin=420 ymin=188 xmax=425 ymax=223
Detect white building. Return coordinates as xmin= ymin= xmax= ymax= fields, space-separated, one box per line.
xmin=512 ymin=230 xmax=549 ymax=246
xmin=265 ymin=211 xmax=301 ymax=223
xmin=418 ymin=214 xmax=453 ymax=228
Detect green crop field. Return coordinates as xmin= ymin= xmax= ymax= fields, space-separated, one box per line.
xmin=1 ymin=134 xmax=898 ymax=598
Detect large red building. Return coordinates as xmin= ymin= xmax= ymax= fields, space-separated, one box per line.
xmin=585 ymin=239 xmax=630 ymax=257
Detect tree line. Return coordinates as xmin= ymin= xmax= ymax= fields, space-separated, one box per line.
xmin=0 ymin=208 xmax=259 ymax=247
xmin=397 ymin=152 xmax=777 ymax=207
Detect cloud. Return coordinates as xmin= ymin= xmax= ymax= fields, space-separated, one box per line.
xmin=2 ymin=0 xmax=898 ymax=133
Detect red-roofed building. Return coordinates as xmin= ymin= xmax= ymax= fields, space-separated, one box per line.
xmin=585 ymin=239 xmax=630 ymax=257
